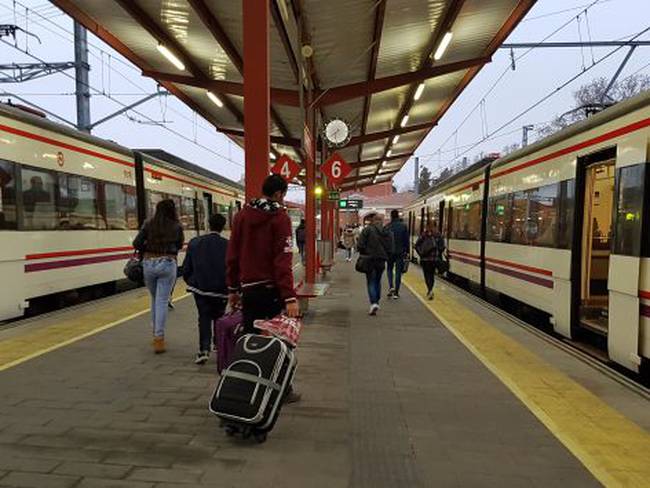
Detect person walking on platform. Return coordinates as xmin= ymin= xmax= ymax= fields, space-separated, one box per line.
xmin=183 ymin=213 xmax=229 ymax=365
xmin=357 ymin=213 xmax=393 ymax=316
xmin=415 ymin=221 xmax=445 ymax=300
xmin=226 ymin=174 xmax=301 ymax=402
xmin=133 ymin=199 xmax=184 ymax=354
xmin=342 ymin=225 xmax=357 ymax=262
xmin=295 ymin=218 xmax=306 ymax=264
xmin=384 ymin=209 xmax=409 ymax=299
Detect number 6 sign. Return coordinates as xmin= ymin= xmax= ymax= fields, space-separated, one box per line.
xmin=321 ymin=152 xmax=351 ymax=186
xmin=271 ymin=154 xmax=301 ymax=182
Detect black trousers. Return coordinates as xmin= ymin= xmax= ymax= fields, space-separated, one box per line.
xmin=193 ymin=294 xmax=227 ymax=351
xmin=421 ymin=260 xmax=436 ymax=292
xmin=241 ymin=285 xmax=283 ymax=334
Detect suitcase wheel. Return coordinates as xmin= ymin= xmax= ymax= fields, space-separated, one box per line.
xmin=254 ymin=432 xmax=267 ymax=443
xmin=224 ymin=425 xmax=237 ymax=437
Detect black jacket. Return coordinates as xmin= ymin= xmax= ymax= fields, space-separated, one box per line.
xmin=357 ymin=223 xmax=393 ymax=261
xmin=385 ymin=219 xmax=409 ymax=256
xmin=133 ymin=220 xmax=184 ymax=256
xmin=295 ymin=224 xmax=306 ymax=244
xmin=183 ymin=232 xmax=228 ymax=296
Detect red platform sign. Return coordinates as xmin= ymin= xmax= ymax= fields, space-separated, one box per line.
xmin=271 ymin=154 xmax=301 ymax=182
xmin=321 ymin=152 xmax=351 ymax=187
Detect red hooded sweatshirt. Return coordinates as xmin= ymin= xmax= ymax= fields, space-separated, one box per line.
xmin=226 ymin=199 xmax=296 ymax=303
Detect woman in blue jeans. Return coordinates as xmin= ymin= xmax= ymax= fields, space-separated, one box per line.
xmin=133 ymin=199 xmax=184 ymax=353
xmin=357 ymin=213 xmax=393 ymax=316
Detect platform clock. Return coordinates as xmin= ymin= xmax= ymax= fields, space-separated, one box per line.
xmin=323 ymin=118 xmax=351 ymax=148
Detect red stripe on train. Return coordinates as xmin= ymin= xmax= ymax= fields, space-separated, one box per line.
xmin=26 ymin=246 xmax=133 ymax=260
xmin=448 ymin=254 xmax=554 ymax=288
xmin=448 ymin=250 xmax=552 ymax=277
xmin=24 ymin=252 xmax=133 ymax=272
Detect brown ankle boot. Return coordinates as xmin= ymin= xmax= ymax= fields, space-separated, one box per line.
xmin=153 ymin=336 xmax=166 ymax=354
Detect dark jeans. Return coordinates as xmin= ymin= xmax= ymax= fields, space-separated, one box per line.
xmin=297 ymin=242 xmax=305 ymax=263
xmin=366 ymin=266 xmax=384 ymax=305
xmin=386 ymin=256 xmax=403 ymax=294
xmin=193 ymin=294 xmax=227 ymax=351
xmin=241 ymin=285 xmax=284 ymax=334
xmin=421 ymin=260 xmax=436 ymax=292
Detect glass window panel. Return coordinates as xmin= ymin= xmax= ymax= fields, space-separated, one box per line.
xmin=57 ymin=174 xmax=101 ymax=229
xmin=511 ymin=191 xmax=529 ymax=245
xmin=452 ymin=201 xmax=481 ymax=240
xmin=487 ymin=194 xmax=511 ymax=243
xmin=104 ymin=183 xmax=127 ymax=230
xmin=528 ymin=184 xmax=559 ymax=247
xmin=22 ymin=167 xmax=57 ymax=230
xmin=147 ymin=190 xmax=164 ymax=218
xmin=125 ymin=186 xmax=138 ymax=230
xmin=0 ymin=160 xmax=17 ymax=230
xmin=613 ymin=165 xmax=644 ymax=256
xmin=557 ymin=179 xmax=575 ymax=249
xmin=180 ymin=196 xmax=195 ymax=230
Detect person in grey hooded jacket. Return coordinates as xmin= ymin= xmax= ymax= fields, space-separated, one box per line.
xmin=357 ymin=213 xmax=393 ymax=315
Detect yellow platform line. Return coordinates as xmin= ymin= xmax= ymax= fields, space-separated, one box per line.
xmin=403 ymin=272 xmax=650 ymax=488
xmin=0 ymin=288 xmax=189 ymax=373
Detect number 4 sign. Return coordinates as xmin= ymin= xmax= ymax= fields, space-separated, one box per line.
xmin=271 ymin=154 xmax=301 ymax=182
xmin=321 ymin=152 xmax=351 ymax=187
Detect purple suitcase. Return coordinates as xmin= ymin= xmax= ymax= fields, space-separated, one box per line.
xmin=214 ymin=311 xmax=242 ymax=373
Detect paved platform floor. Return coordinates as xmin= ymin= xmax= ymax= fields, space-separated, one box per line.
xmin=0 ymin=261 xmax=643 ymax=487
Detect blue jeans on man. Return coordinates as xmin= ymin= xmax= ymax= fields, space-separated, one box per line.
xmin=386 ymin=255 xmax=403 ymax=296
xmin=143 ymin=257 xmax=177 ymax=338
xmin=366 ymin=266 xmax=384 ymax=305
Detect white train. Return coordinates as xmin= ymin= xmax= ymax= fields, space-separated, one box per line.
xmin=0 ymin=103 xmax=243 ymax=321
xmin=405 ymin=90 xmax=650 ymax=375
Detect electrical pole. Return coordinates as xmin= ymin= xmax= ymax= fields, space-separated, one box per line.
xmin=73 ymin=21 xmax=91 ymax=132
xmin=522 ymin=125 xmax=534 ymax=147
xmin=414 ymin=156 xmax=419 ymax=195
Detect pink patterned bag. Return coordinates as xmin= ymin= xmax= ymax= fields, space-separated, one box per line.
xmin=254 ymin=314 xmax=303 ymax=348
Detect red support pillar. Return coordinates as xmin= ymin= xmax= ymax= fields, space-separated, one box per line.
xmin=304 ymin=117 xmax=317 ymax=284
xmin=243 ymin=0 xmax=269 ymax=201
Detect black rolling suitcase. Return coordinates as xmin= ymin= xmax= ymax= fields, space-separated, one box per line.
xmin=209 ymin=334 xmax=296 ymax=443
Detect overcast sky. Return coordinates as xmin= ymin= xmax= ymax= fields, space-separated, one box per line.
xmin=1 ymin=0 xmax=649 ymax=200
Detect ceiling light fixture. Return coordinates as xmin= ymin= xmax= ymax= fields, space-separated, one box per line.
xmin=387 ymin=149 xmax=392 ymax=157
xmin=157 ymin=43 xmax=185 ymax=71
xmin=269 ymin=152 xmax=277 ymax=160
xmin=414 ymin=83 xmax=425 ymax=101
xmin=392 ymin=135 xmax=400 ymax=144
xmin=434 ymin=31 xmax=453 ymax=61
xmin=401 ymin=115 xmax=409 ymax=127
xmin=207 ymin=91 xmax=224 ymax=108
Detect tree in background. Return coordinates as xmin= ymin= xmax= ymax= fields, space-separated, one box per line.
xmin=502 ymin=142 xmax=520 ymax=156
xmin=418 ymin=166 xmax=431 ymax=194
xmin=539 ymin=74 xmax=650 ymax=137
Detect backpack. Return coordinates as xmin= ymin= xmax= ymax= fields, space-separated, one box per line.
xmin=415 ymin=235 xmax=436 ymax=258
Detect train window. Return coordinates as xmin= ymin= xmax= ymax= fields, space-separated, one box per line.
xmin=104 ymin=183 xmax=127 ymax=230
xmin=452 ymin=201 xmax=481 ymax=240
xmin=613 ymin=164 xmax=644 ymax=256
xmin=557 ymin=179 xmax=575 ymax=249
xmin=57 ymin=174 xmax=103 ymax=230
xmin=0 ymin=160 xmax=17 ymax=230
xmin=510 ymin=191 xmax=529 ymax=245
xmin=125 ymin=186 xmax=138 ymax=230
xmin=21 ymin=167 xmax=57 ymax=230
xmin=527 ymin=184 xmax=559 ymax=247
xmin=487 ymin=194 xmax=512 ymax=243
xmin=180 ymin=196 xmax=195 ymax=230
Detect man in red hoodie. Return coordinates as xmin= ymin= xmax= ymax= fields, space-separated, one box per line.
xmin=227 ymin=174 xmax=299 ymax=333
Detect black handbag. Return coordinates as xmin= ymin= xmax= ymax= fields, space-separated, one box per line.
xmin=355 ymin=255 xmax=373 ymax=274
xmin=124 ymin=253 xmax=143 ymax=283
xmin=401 ymin=256 xmax=410 ymax=273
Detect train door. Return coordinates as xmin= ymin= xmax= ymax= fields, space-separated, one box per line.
xmin=577 ymin=151 xmax=616 ymax=335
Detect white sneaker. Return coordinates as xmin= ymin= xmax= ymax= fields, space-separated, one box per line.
xmin=369 ymin=304 xmax=379 ymax=315
xmin=427 ymin=290 xmax=434 ymax=300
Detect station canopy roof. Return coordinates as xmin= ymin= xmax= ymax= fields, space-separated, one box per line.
xmin=52 ymin=0 xmax=534 ymax=190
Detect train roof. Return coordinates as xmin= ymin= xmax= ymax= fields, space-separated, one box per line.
xmin=0 ymin=101 xmax=132 ymax=158
xmin=137 ymin=149 xmax=243 ymax=192
xmin=410 ymin=88 xmax=650 ymax=205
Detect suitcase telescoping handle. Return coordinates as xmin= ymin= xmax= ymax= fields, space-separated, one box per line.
xmin=222 ymin=369 xmax=282 ymax=392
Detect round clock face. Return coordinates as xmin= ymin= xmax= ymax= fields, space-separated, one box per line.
xmin=324 ymin=119 xmax=350 ymax=147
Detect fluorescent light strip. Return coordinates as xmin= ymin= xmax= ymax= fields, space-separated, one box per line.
xmin=401 ymin=115 xmax=409 ymax=127
xmin=392 ymin=135 xmax=400 ymax=144
xmin=157 ymin=43 xmax=185 ymax=71
xmin=387 ymin=149 xmax=392 ymax=157
xmin=269 ymin=152 xmax=276 ymax=160
xmin=207 ymin=91 xmax=224 ymax=108
xmin=414 ymin=83 xmax=425 ymax=101
xmin=434 ymin=31 xmax=453 ymax=61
